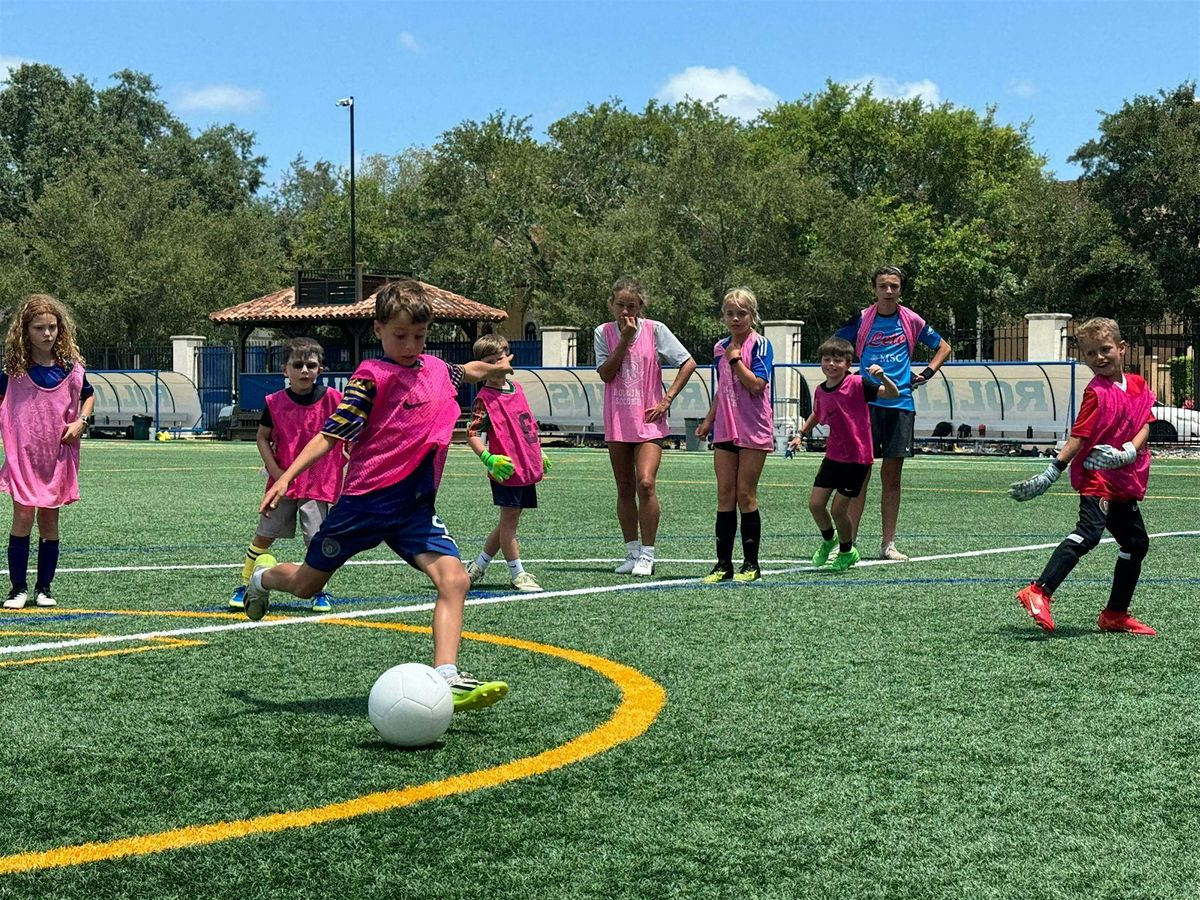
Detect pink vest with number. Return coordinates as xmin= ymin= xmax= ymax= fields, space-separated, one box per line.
xmin=0 ymin=364 xmax=84 ymax=508
xmin=342 ymin=356 xmax=462 ymax=496
xmin=712 ymin=332 xmax=774 ymax=451
xmin=477 ymin=381 xmax=544 ymax=487
xmin=1070 ymin=374 xmax=1154 ymax=502
xmin=814 ymin=374 xmax=874 ymax=465
xmin=603 ymin=319 xmax=670 ymax=443
xmin=265 ymin=386 xmax=344 ymax=503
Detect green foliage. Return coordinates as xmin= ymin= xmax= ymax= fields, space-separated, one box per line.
xmin=1168 ymin=355 xmax=1195 ymax=406
xmin=1072 ymin=82 xmax=1200 ymax=320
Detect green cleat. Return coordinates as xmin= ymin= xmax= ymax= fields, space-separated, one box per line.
xmin=446 ymin=672 xmax=509 ymax=712
xmin=811 ymin=538 xmax=838 ymax=567
xmin=828 ymin=546 xmax=861 ymax=572
xmin=733 ymin=563 xmax=761 ymax=582
xmin=243 ymin=554 xmax=277 ymax=621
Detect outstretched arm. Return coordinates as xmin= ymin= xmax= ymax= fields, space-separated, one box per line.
xmin=261 ymin=433 xmax=339 ymax=514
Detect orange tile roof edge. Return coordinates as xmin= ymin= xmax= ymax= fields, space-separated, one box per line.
xmin=209 ymin=282 xmax=507 ymax=324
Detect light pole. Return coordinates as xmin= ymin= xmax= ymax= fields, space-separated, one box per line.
xmin=336 ymin=96 xmax=356 ymax=274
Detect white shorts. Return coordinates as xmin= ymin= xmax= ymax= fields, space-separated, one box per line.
xmin=256 ymin=498 xmax=330 ymax=543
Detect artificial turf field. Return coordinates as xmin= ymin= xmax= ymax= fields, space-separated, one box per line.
xmin=1 ymin=441 xmax=1198 ymax=900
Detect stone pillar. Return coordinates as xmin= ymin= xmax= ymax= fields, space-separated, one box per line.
xmin=1025 ymin=314 xmax=1072 ymax=361
xmin=761 ymin=320 xmax=804 ymax=364
xmin=541 ymin=326 xmax=578 ymax=367
xmin=171 ymin=334 xmax=206 ymax=384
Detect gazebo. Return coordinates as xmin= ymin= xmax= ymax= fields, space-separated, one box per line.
xmin=209 ymin=268 xmax=508 ymax=375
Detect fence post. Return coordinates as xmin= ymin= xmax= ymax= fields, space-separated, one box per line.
xmin=541 ymin=326 xmax=579 ymax=367
xmin=171 ymin=335 xmax=206 ymax=383
xmin=1024 ymin=314 xmax=1072 ymax=361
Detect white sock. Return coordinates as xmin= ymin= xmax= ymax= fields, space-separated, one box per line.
xmin=436 ymin=663 xmax=458 ymax=680
xmin=625 ymin=540 xmax=641 ymax=557
xmin=507 ymin=558 xmax=525 ymax=578
xmin=475 ymin=551 xmax=493 ymax=569
xmin=641 ymin=545 xmax=655 ymax=560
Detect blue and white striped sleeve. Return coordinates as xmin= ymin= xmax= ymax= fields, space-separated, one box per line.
xmin=749 ymin=338 xmax=773 ymax=382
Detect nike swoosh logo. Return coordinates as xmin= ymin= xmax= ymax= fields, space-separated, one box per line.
xmin=402 ymin=400 xmax=428 ymax=409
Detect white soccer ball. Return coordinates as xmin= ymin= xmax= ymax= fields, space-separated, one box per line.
xmin=368 ymin=663 xmax=454 ymax=747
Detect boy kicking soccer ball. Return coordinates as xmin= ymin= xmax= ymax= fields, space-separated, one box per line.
xmin=463 ymin=334 xmax=552 ymax=593
xmin=244 ymin=281 xmax=513 ymax=711
xmin=789 ymin=338 xmax=898 ymax=571
xmin=1009 ymin=317 xmax=1157 ymax=635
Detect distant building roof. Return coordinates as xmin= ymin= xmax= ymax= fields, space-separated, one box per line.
xmin=209 ymin=281 xmax=507 ymax=326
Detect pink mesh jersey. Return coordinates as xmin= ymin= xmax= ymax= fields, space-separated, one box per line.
xmin=265 ymin=386 xmax=344 ymax=503
xmin=813 ymin=374 xmax=874 ymax=465
xmin=342 ymin=356 xmax=462 ymax=496
xmin=712 ymin=332 xmax=774 ymax=451
xmin=0 ymin=364 xmax=84 ymax=508
xmin=476 ymin=381 xmax=544 ymax=486
xmin=1070 ymin=373 xmax=1155 ymax=502
xmin=602 ymin=320 xmax=671 ymax=443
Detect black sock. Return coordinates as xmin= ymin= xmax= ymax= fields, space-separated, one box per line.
xmin=840 ymin=541 xmax=853 ymax=553
xmin=36 ymin=539 xmax=60 ymax=592
xmin=8 ymin=534 xmax=29 ymax=591
xmin=715 ymin=510 xmax=737 ymax=569
xmin=740 ymin=509 xmax=761 ymax=568
xmin=820 ymin=527 xmax=835 ymax=541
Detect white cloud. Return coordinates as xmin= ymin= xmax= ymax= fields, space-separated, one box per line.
xmin=1 ymin=55 xmax=36 ymax=84
xmin=177 ymin=85 xmax=265 ymax=113
xmin=1007 ymin=78 xmax=1037 ymax=99
xmin=399 ymin=31 xmax=421 ymax=53
xmin=656 ymin=65 xmax=779 ymax=121
xmin=846 ymin=75 xmax=941 ymax=105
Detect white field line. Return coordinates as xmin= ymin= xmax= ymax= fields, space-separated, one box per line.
xmin=1 ymin=531 xmax=1196 ymax=658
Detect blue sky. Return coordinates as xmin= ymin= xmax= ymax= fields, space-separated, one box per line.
xmin=2 ymin=0 xmax=1197 ymax=190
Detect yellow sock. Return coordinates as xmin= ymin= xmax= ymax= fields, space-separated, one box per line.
xmin=241 ymin=543 xmax=271 ymax=583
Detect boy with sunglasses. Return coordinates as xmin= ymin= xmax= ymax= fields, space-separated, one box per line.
xmin=230 ymin=338 xmax=344 ymax=613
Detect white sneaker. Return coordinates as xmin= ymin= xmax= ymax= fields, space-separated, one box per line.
xmin=510 ymin=571 xmax=542 ymax=592
xmin=881 ymin=543 xmax=909 ymax=562
xmin=464 ymin=560 xmax=486 ymax=586
xmin=3 ymin=588 xmax=28 ymax=610
xmin=631 ymin=555 xmax=655 ymax=577
xmin=614 ymin=551 xmax=639 ymax=574
xmin=34 ymin=589 xmax=56 ymax=607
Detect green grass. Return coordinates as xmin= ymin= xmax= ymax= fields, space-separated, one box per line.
xmin=1 ymin=441 xmax=1198 ymax=899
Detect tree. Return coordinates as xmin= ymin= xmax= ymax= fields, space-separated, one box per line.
xmin=1071 ymin=82 xmax=1200 ymax=319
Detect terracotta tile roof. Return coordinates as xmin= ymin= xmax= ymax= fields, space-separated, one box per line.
xmin=209 ymin=281 xmax=508 ymax=325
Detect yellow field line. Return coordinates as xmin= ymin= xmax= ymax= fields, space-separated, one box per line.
xmin=0 ymin=630 xmax=103 ymax=638
xmin=0 ymin=621 xmax=665 ymax=875
xmin=0 ymin=637 xmax=207 ymax=669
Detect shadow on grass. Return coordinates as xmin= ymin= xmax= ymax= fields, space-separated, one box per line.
xmin=993 ymin=624 xmax=1096 ymax=640
xmin=227 ymin=689 xmax=364 ymax=718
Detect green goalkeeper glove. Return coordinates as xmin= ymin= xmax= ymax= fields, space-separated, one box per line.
xmin=541 ymin=453 xmax=552 ymax=474
xmin=479 ymin=451 xmax=514 ymax=482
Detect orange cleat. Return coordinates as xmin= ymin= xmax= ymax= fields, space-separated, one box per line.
xmin=1017 ymin=582 xmax=1055 ymax=632
xmin=1098 ymin=609 xmax=1157 ymax=636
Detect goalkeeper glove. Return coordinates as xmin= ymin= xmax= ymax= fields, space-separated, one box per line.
xmin=1083 ymin=441 xmax=1137 ymax=471
xmin=479 ymin=451 xmax=514 ymax=482
xmin=541 ymin=453 xmax=552 ymax=474
xmin=1008 ymin=460 xmax=1064 ymax=502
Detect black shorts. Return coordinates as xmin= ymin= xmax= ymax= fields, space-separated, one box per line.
xmin=814 ymin=459 xmax=872 ymax=497
xmin=490 ymin=482 xmax=538 ymax=509
xmin=712 ymin=441 xmax=740 ymax=454
xmin=870 ymin=406 xmax=915 ymax=459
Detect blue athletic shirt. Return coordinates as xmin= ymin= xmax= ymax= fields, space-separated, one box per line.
xmin=713 ymin=334 xmax=774 ymax=384
xmin=834 ymin=312 xmax=942 ymax=411
xmin=0 ymin=364 xmax=94 ymax=400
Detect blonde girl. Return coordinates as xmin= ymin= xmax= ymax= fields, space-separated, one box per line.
xmin=696 ymin=288 xmax=774 ymax=583
xmin=0 ymin=294 xmax=94 ymax=609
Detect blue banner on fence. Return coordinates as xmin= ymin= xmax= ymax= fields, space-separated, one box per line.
xmin=238 ymin=372 xmax=476 ymax=412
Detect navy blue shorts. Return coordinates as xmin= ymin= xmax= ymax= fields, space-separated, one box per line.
xmin=490 ymin=482 xmax=538 ymax=509
xmin=304 ymin=489 xmax=459 ymax=573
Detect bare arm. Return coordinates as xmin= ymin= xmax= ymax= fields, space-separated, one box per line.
xmin=256 ymin=425 xmax=285 ymax=480
xmin=696 ymin=393 xmax=718 ymax=439
xmin=866 ymin=364 xmax=900 ymax=401
xmin=597 ymin=316 xmax=638 ymax=383
xmin=461 ymin=356 xmax=513 ymax=385
xmin=61 ymin=392 xmax=97 ymax=444
xmin=260 ymin=433 xmax=340 ymax=514
xmin=646 ymin=357 xmax=698 ymax=423
xmin=912 ymin=340 xmax=953 ymax=386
